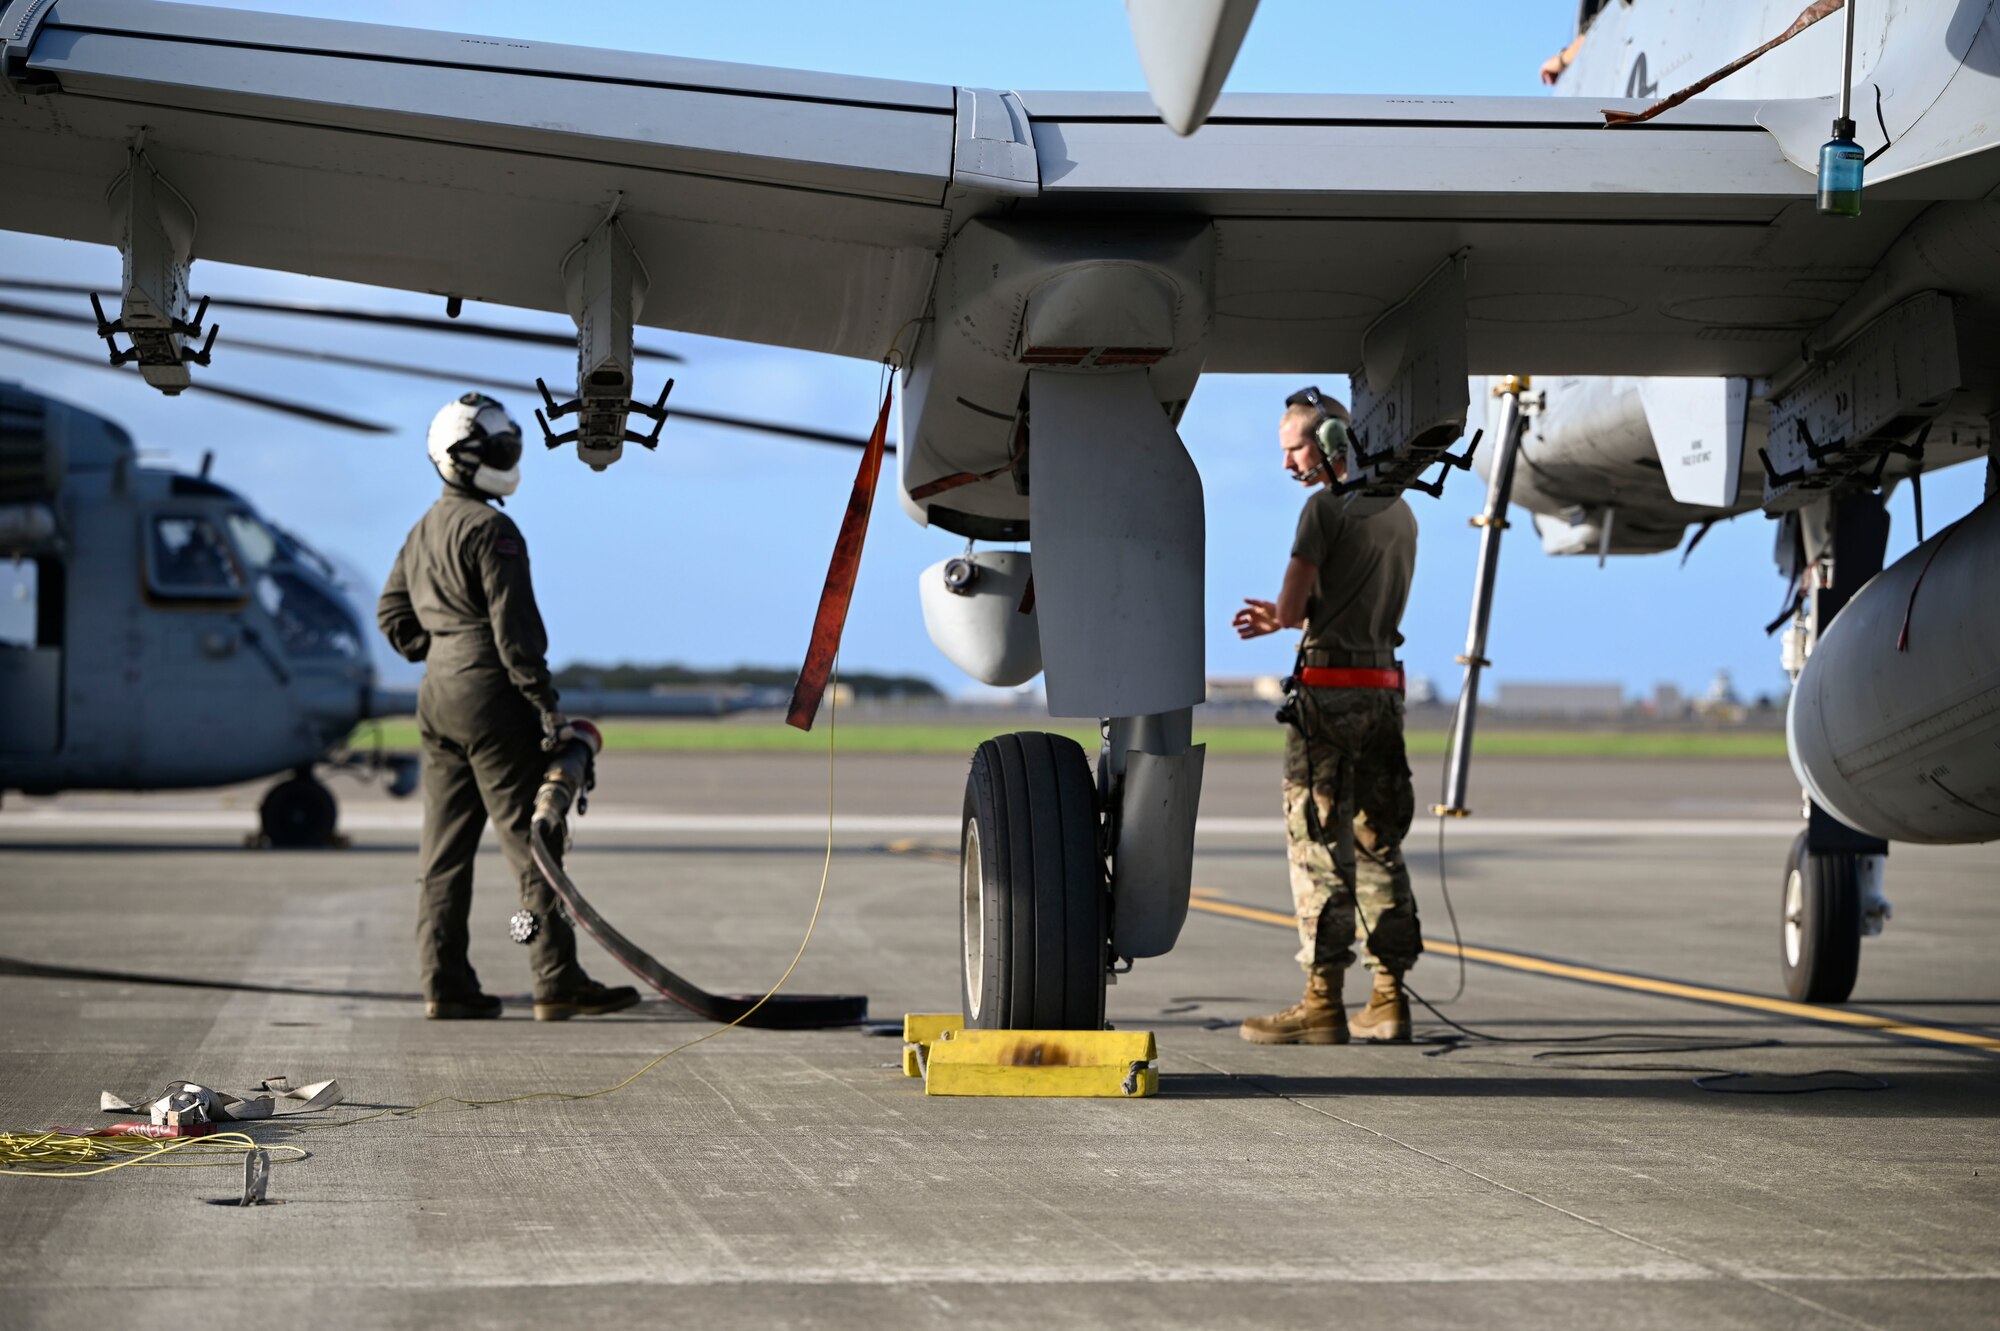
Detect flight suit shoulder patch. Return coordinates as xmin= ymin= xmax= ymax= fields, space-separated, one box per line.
xmin=493 ymin=534 xmax=526 ymax=557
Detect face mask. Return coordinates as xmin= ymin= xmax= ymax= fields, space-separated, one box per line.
xmin=472 ymin=462 xmax=520 ymax=497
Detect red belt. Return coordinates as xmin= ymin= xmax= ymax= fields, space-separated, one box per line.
xmin=1298 ymin=666 xmax=1404 ymax=691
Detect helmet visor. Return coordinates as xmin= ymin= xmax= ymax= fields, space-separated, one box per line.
xmin=480 ymin=429 xmax=523 ymax=474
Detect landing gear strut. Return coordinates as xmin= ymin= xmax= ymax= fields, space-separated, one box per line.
xmin=259 ymin=768 xmax=338 ymax=849
xmin=1775 ymin=492 xmax=1890 ymax=1002
xmin=959 ymin=732 xmax=1107 ymax=1030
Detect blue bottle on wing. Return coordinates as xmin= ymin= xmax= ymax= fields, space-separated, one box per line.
xmin=1818 ymin=117 xmax=1865 ymax=217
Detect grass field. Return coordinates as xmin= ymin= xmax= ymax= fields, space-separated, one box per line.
xmin=353 ymin=719 xmax=1789 ymax=759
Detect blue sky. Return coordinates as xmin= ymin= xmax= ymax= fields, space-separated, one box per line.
xmin=2 ymin=2 xmax=1987 ymax=700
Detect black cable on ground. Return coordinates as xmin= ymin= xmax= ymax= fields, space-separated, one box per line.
xmin=1427 ymin=687 xmax=1472 ymax=1004
xmin=1399 ymin=942 xmax=1893 ymax=1094
xmin=1416 ymin=1040 xmax=1891 ymax=1094
xmin=1302 ymin=697 xmax=1894 ymax=1095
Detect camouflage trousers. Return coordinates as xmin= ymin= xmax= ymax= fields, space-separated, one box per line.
xmin=1283 ymin=687 xmax=1423 ymax=974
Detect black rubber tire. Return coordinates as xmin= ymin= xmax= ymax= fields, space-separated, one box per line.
xmin=1779 ymin=830 xmax=1862 ymax=1003
xmin=960 ymin=732 xmax=1106 ymax=1030
xmin=260 ymin=773 xmax=338 ymax=849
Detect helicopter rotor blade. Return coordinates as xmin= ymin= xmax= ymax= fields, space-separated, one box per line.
xmin=0 ymin=277 xmax=684 ymax=363
xmin=0 ymin=298 xmax=875 ymax=452
xmin=216 ymin=332 xmax=877 ymax=451
xmin=658 ymin=405 xmax=877 ymax=452
xmin=0 ymin=332 xmax=394 ymax=433
xmin=2 ymin=298 xmax=871 ymax=450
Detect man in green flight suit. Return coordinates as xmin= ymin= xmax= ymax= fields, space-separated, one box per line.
xmin=378 ymin=393 xmax=638 ymax=1022
xmin=1234 ymin=388 xmax=1423 ymax=1044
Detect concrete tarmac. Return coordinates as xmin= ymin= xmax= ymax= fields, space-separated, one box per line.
xmin=2 ymin=752 xmax=1996 ymax=1329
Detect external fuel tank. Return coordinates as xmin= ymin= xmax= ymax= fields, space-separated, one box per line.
xmin=1789 ymin=494 xmax=2000 ymax=845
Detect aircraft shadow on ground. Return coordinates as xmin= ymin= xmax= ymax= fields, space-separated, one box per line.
xmin=0 ymin=841 xmax=415 ymax=856
xmin=1194 ymin=846 xmax=1512 ymax=863
xmin=0 ymin=958 xmax=832 ymax=1026
xmin=0 ymin=953 xmax=423 ymax=1001
xmin=1155 ymin=1069 xmax=2000 ymax=1114
xmin=0 ymin=841 xmax=961 ymax=858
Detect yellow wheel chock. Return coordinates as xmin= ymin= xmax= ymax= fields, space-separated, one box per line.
xmin=901 ymin=1014 xmax=1158 ymax=1098
xmin=902 ymin=1013 xmax=965 ymax=1077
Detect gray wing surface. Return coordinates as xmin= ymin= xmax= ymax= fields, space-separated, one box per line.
xmin=0 ymin=0 xmax=957 ymax=360
xmin=3 ymin=0 xmax=1995 ymax=375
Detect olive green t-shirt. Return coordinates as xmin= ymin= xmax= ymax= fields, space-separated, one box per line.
xmin=1291 ymin=490 xmax=1418 ymax=663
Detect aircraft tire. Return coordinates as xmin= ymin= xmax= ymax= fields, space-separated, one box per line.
xmin=1779 ymin=830 xmax=1861 ymax=1003
xmin=959 ymin=732 xmax=1106 ymax=1031
xmin=261 ymin=772 xmax=338 ymax=849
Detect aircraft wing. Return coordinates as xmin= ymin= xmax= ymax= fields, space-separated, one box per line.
xmin=3 ymin=0 xmax=1996 ymax=376
xmin=0 ymin=0 xmax=955 ymax=361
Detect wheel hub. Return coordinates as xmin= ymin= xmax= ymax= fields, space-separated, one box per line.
xmin=1783 ymin=867 xmax=1805 ymax=967
xmin=961 ymin=820 xmax=984 ymax=1021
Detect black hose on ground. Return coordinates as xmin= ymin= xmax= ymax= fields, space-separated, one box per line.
xmin=529 ymin=823 xmax=867 ymax=1029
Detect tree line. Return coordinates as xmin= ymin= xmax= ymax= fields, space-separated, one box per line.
xmin=553 ymin=661 xmax=942 ymax=700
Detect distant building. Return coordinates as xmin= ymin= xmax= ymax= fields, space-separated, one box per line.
xmin=1206 ymin=675 xmax=1287 ymax=704
xmin=1692 ymin=668 xmax=1746 ymax=722
xmin=1493 ymin=681 xmax=1626 ymax=719
xmin=955 ymin=684 xmax=1045 ymax=708
xmin=1651 ymin=682 xmax=1686 ymax=718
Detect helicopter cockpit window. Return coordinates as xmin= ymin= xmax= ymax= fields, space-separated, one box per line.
xmin=0 ymin=560 xmax=35 ymax=648
xmin=225 ymin=511 xmax=279 ymax=572
xmin=146 ymin=515 xmax=244 ymax=600
xmin=256 ymin=569 xmax=364 ymax=661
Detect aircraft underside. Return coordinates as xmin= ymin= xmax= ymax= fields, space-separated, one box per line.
xmin=0 ymin=0 xmax=1995 ymax=1016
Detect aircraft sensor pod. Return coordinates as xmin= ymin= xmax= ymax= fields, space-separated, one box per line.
xmin=101 ymin=144 xmax=213 ymax=394
xmin=535 ymin=210 xmax=672 ymax=470
xmin=918 ymin=551 xmax=1041 ymax=688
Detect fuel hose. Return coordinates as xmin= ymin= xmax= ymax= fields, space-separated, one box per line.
xmin=529 ymin=825 xmax=866 ymax=1029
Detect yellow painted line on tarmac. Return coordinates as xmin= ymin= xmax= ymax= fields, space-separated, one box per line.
xmin=1187 ymin=895 xmax=2000 ymax=1054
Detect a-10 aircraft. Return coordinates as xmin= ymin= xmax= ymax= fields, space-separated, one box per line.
xmin=0 ymin=0 xmax=1992 ymax=1021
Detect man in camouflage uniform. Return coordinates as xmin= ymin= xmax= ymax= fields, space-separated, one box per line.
xmin=1234 ymin=389 xmax=1422 ymax=1044
xmin=378 ymin=393 xmax=637 ymax=1023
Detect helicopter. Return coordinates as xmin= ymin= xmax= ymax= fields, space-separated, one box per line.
xmin=0 ymin=379 xmax=409 ymax=846
xmin=0 ymin=370 xmax=842 ymax=848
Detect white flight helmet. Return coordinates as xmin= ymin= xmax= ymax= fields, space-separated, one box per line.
xmin=427 ymin=393 xmax=524 ymax=497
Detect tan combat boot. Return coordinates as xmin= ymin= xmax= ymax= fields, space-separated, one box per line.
xmin=1240 ymin=965 xmax=1348 ymax=1044
xmin=1349 ymin=969 xmax=1411 ymax=1043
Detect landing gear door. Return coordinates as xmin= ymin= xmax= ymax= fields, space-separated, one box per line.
xmin=0 ymin=555 xmax=62 ymax=755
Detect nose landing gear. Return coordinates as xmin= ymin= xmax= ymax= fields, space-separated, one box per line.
xmin=257 ymin=768 xmax=338 ymax=849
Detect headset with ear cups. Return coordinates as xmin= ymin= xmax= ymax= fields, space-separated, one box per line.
xmin=1284 ymin=385 xmax=1352 ymax=483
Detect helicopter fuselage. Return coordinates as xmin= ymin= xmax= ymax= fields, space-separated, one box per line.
xmin=0 ymin=385 xmax=375 ymax=795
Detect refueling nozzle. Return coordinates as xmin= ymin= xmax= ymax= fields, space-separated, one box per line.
xmin=532 ymin=718 xmax=603 ymax=846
